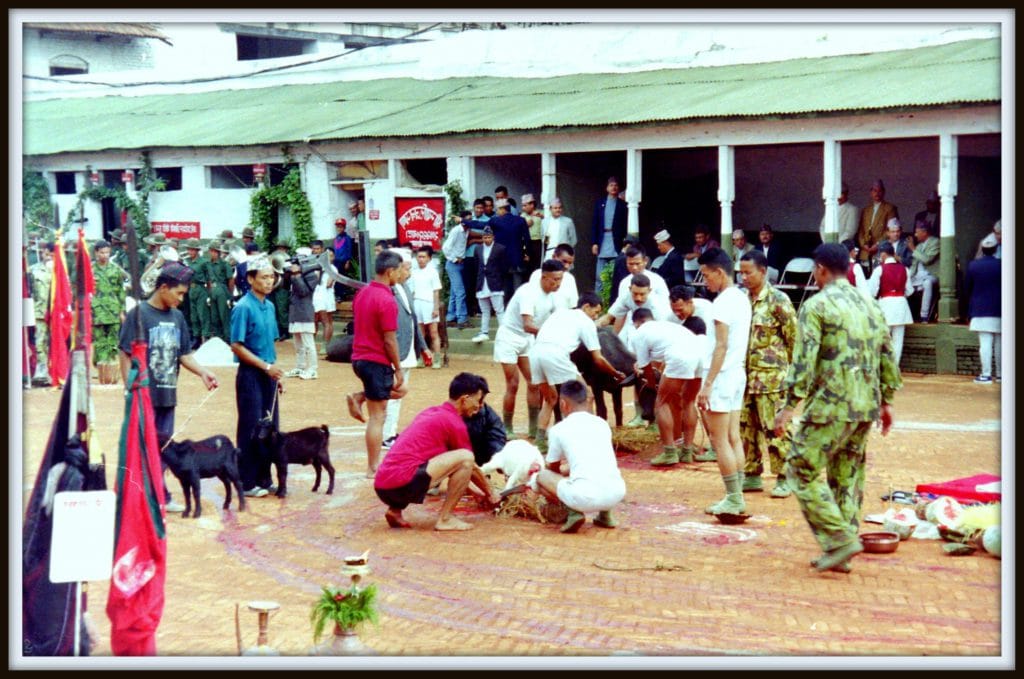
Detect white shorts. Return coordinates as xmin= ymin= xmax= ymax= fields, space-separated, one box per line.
xmin=529 ymin=342 xmax=580 ymax=386
xmin=312 ymin=286 xmax=335 ymax=313
xmin=663 ymin=346 xmax=702 ymax=380
xmin=556 ymin=477 xmax=626 ymax=514
xmin=707 ymin=365 xmax=746 ymax=412
xmin=493 ymin=327 xmax=532 ymax=364
xmin=414 ymin=298 xmax=438 ymax=324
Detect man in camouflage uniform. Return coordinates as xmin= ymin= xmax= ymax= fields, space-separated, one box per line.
xmin=206 ymin=240 xmax=234 ymax=342
xmin=182 ymin=238 xmax=210 ymax=345
xmin=774 ymin=243 xmax=901 ymax=574
xmin=90 ymin=239 xmax=128 ymax=380
xmin=109 ymin=228 xmax=130 ymax=271
xmin=29 ymin=243 xmax=55 ymax=385
xmin=738 ymin=249 xmax=799 ymax=497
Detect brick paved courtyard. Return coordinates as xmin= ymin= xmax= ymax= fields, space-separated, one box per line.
xmin=17 ymin=346 xmax=1009 ymax=667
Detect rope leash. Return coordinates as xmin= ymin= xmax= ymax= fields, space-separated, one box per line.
xmin=160 ymin=387 xmax=220 ymax=452
xmin=593 ymin=560 xmax=691 ymax=573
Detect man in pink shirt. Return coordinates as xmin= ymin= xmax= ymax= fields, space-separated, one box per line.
xmin=347 ymin=251 xmax=407 ymax=477
xmin=374 ymin=372 xmax=501 ymax=531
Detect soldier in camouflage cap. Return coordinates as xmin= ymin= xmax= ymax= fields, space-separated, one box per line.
xmin=738 ymin=249 xmax=799 ymax=497
xmin=90 ymin=239 xmax=128 ymax=382
xmin=774 ymin=243 xmax=901 ymax=574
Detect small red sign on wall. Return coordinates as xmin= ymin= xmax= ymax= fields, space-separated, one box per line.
xmin=395 ymin=197 xmax=445 ymax=251
xmin=150 ymin=221 xmax=200 ymax=238
xmin=368 ymin=209 xmax=380 ymax=221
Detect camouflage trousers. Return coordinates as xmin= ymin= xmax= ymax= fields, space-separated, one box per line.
xmin=189 ymin=284 xmax=209 ymax=340
xmin=740 ymin=390 xmax=788 ymax=477
xmin=33 ymin=319 xmax=49 ymax=374
xmin=92 ymin=323 xmax=120 ymax=363
xmin=785 ymin=419 xmax=872 ymax=552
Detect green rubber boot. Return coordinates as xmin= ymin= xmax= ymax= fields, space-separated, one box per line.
xmin=650 ymin=446 xmax=681 ymax=467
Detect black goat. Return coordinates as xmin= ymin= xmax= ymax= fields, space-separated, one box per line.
xmin=251 ymin=418 xmax=334 ymax=497
xmin=160 ymin=435 xmax=245 ymax=518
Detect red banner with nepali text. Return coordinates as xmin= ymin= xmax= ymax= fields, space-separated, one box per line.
xmin=150 ymin=221 xmax=200 ymax=239
xmin=396 ymin=197 xmax=445 ymax=251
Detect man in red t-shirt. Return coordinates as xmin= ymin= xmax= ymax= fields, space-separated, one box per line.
xmin=374 ymin=372 xmax=501 ymax=531
xmin=347 ymin=250 xmax=407 ymax=477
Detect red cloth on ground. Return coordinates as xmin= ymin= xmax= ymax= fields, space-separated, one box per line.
xmin=915 ymin=473 xmax=1001 ymax=505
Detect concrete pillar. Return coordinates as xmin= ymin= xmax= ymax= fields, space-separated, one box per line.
xmin=937 ymin=134 xmax=958 ymax=323
xmin=625 ymin=148 xmax=642 ymax=237
xmin=821 ymin=139 xmax=842 ymax=244
xmin=445 ymin=156 xmax=476 ymax=213
xmin=303 ymin=154 xmax=332 ymax=239
xmin=717 ymin=145 xmax=735 ymax=258
xmin=540 ymin=153 xmax=557 ymax=208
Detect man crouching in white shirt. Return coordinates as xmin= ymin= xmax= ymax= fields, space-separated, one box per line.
xmin=528 ymin=379 xmax=627 ymax=533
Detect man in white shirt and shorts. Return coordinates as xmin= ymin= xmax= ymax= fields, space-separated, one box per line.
xmin=493 ymin=259 xmax=565 ymax=437
xmin=669 ymin=284 xmax=717 ymax=460
xmin=528 ymin=292 xmax=625 ymax=451
xmin=528 ymin=243 xmax=578 ymax=310
xmin=410 ymin=245 xmax=443 ymax=366
xmin=629 ymin=308 xmax=707 ymax=467
xmin=696 ymin=247 xmax=752 ymax=515
xmin=528 ymin=379 xmax=626 ymax=533
xmin=599 ymin=272 xmax=673 ymax=427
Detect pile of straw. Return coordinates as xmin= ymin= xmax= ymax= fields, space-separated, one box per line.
xmin=612 ymin=426 xmax=660 ymax=454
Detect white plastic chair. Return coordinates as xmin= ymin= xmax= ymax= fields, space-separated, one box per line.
xmin=778 ymin=257 xmax=816 ymax=305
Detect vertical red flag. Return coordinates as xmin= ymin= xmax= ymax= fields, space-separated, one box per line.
xmin=73 ymin=228 xmax=95 ymax=350
xmin=106 ymin=341 xmax=166 ymax=655
xmin=47 ymin=235 xmax=73 ymax=386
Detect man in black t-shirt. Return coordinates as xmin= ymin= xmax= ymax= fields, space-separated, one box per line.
xmin=119 ymin=262 xmax=219 ymax=511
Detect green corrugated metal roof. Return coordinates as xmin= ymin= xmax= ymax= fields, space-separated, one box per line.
xmin=23 ymin=37 xmax=999 ymax=156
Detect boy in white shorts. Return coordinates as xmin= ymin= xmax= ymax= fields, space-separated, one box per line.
xmin=529 ymin=292 xmax=625 ymax=451
xmin=696 ymin=247 xmax=752 ymax=515
xmin=529 ymin=380 xmax=626 ymax=533
xmin=410 ymin=245 xmax=442 ymax=366
xmin=628 ymin=308 xmax=706 ymax=467
xmin=493 ymin=259 xmax=565 ymax=437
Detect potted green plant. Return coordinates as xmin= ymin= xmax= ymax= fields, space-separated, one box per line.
xmin=310 ymin=583 xmax=378 ymax=655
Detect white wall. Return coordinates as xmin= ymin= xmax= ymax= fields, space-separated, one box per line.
xmin=23 ymin=29 xmax=155 ymax=77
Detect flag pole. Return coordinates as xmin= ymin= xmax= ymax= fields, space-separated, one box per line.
xmin=124 ymin=216 xmax=144 ymax=342
xmin=73 ymin=581 xmax=82 ymax=656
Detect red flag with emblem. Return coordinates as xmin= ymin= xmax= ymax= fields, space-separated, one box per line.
xmin=47 ymin=235 xmax=73 ymax=386
xmin=72 ymin=227 xmax=95 ymax=350
xmin=105 ymin=340 xmax=166 ymax=655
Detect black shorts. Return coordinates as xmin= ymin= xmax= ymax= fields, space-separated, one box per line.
xmin=352 ymin=360 xmax=395 ymax=401
xmin=374 ymin=462 xmax=432 ymax=510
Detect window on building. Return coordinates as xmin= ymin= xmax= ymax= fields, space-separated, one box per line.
xmin=268 ymin=163 xmax=295 ymax=184
xmin=155 ymin=167 xmax=183 ymax=191
xmin=403 ymin=159 xmax=448 ymax=186
xmin=236 ymin=34 xmax=314 ymax=61
xmin=209 ymin=164 xmax=257 ymax=189
xmin=48 ymin=54 xmax=89 ymax=76
xmin=55 ymin=171 xmax=77 ymax=194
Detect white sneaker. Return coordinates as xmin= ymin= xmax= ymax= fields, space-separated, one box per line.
xmin=164 ymin=500 xmax=186 ymax=512
xmin=284 ymin=368 xmax=303 ymax=378
xmin=472 ymin=332 xmax=488 ymax=343
xmin=299 ymin=370 xmax=318 ymax=380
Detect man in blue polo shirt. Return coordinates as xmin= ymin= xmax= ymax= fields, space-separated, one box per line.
xmin=230 ymin=255 xmax=285 ymax=496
